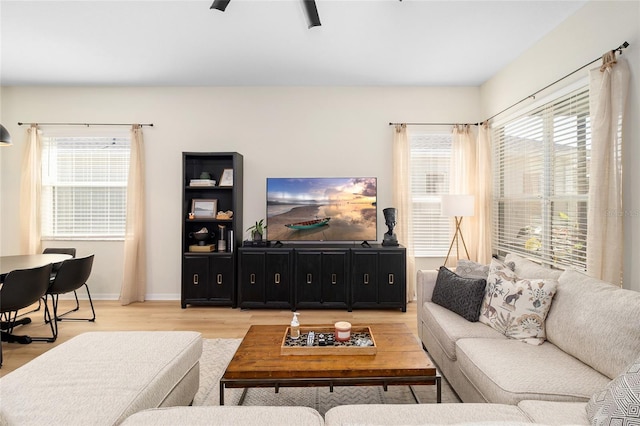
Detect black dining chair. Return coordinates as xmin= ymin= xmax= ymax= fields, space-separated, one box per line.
xmin=43 ymin=254 xmax=95 ymax=340
xmin=1 ymin=263 xmax=56 ymax=366
xmin=42 ymin=247 xmax=78 ymax=316
xmin=15 ymin=248 xmax=77 ymax=320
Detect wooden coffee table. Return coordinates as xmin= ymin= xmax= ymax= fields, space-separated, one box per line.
xmin=220 ymin=323 xmax=441 ymax=405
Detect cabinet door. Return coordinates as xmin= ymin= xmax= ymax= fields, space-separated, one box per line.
xmin=210 ymin=255 xmax=235 ymax=302
xmin=351 ymin=252 xmax=378 ymax=304
xmin=239 ymin=251 xmax=265 ymax=304
xmin=265 ymin=252 xmax=291 ymax=305
xmin=182 ymin=256 xmax=210 ymax=306
xmin=378 ymin=251 xmax=406 ymax=309
xmin=295 ymin=251 xmax=322 ymax=303
xmin=321 ymin=251 xmax=348 ymax=304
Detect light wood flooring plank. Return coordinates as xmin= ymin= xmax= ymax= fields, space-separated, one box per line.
xmin=1 ymin=301 xmax=417 ymax=376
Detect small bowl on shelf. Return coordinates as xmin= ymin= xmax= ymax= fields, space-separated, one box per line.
xmin=189 ymin=231 xmax=210 ymax=246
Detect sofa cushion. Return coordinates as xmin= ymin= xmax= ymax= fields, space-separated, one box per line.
xmin=455 ymin=338 xmax=611 ymax=404
xmin=121 ymin=406 xmax=325 ymax=426
xmin=586 ymin=355 xmax=640 ymax=425
xmin=546 ymin=268 xmax=640 ymax=380
xmin=505 ymin=253 xmax=562 ymax=280
xmin=432 ymin=267 xmax=486 ymax=322
xmin=479 ymin=259 xmax=557 ymax=345
xmin=422 ymin=301 xmax=506 ymax=361
xmin=517 ymin=400 xmax=589 ymax=425
xmin=324 ymin=403 xmax=531 ymax=425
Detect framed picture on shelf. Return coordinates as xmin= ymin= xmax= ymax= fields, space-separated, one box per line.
xmin=191 ymin=199 xmax=218 ymax=218
xmin=219 ymin=169 xmax=234 ymax=186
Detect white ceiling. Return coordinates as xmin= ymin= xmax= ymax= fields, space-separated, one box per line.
xmin=0 ymin=0 xmax=588 ymax=86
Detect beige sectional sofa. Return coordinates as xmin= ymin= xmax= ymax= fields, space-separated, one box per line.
xmin=417 ymin=253 xmax=640 ymax=406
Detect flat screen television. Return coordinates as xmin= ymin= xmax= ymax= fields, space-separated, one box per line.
xmin=266 ymin=177 xmax=377 ymax=243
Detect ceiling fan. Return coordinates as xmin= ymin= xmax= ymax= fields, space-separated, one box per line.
xmin=210 ymin=0 xmax=322 ymax=29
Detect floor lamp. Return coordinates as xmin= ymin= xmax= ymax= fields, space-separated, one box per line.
xmin=441 ymin=194 xmax=475 ymax=267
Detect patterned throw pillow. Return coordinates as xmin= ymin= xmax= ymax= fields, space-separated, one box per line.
xmin=587 ymin=356 xmax=640 ymax=425
xmin=478 ymin=259 xmax=557 ymax=345
xmin=432 ymin=267 xmax=487 ymax=322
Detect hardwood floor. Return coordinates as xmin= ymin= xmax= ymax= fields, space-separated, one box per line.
xmin=1 ymin=300 xmax=418 ymax=376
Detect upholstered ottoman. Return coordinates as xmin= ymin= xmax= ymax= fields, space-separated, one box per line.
xmin=0 ymin=331 xmax=202 ymax=425
xmin=121 ymin=406 xmax=325 ymax=425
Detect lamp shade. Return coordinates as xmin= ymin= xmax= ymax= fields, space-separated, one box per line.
xmin=0 ymin=124 xmax=11 ymax=146
xmin=441 ymin=194 xmax=475 ymax=217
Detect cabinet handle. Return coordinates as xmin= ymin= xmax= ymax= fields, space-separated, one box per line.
xmin=388 ymin=273 xmax=394 ymax=285
xmin=275 ymin=273 xmax=281 ymax=284
xmin=331 ymin=274 xmax=337 ymax=285
xmin=193 ymin=274 xmax=199 ymax=285
xmin=364 ymin=273 xmax=369 ymax=285
xmin=217 ymin=274 xmax=223 ymax=285
xmin=307 ymin=273 xmax=312 ymax=284
xmin=250 ymin=273 xmax=256 ymax=284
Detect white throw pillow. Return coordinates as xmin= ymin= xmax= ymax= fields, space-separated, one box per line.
xmin=587 ymin=355 xmax=640 ymax=425
xmin=479 ymin=259 xmax=558 ymax=345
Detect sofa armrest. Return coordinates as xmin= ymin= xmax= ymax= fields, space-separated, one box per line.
xmin=417 ymin=269 xmax=439 ymax=305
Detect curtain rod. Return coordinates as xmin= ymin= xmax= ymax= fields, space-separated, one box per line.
xmin=390 ymin=41 xmax=629 ymax=127
xmin=388 ymin=122 xmax=475 ymax=127
xmin=483 ymin=41 xmax=629 ymax=123
xmin=18 ymin=122 xmax=154 ymax=127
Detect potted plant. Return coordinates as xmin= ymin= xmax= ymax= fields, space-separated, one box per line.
xmin=247 ymin=219 xmax=267 ymax=241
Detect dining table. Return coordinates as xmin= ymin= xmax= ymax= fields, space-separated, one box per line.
xmin=0 ymin=253 xmax=73 ymax=344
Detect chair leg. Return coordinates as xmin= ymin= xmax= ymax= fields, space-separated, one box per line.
xmin=56 ymin=284 xmax=96 ymax=322
xmin=43 ymin=294 xmax=59 ymax=341
xmin=29 ymin=297 xmax=56 ymax=343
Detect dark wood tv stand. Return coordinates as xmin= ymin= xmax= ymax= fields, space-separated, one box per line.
xmin=237 ymin=243 xmax=406 ymax=311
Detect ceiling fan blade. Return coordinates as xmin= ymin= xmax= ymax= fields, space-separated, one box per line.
xmin=210 ymin=0 xmax=231 ymax=12
xmin=301 ymin=0 xmax=321 ymax=28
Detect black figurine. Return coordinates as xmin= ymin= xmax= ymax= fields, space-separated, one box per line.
xmin=382 ymin=207 xmax=399 ymax=246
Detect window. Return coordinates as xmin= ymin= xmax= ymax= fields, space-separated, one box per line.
xmin=410 ymin=132 xmax=453 ymax=257
xmin=41 ymin=135 xmax=131 ymax=239
xmin=492 ymin=86 xmax=590 ymax=270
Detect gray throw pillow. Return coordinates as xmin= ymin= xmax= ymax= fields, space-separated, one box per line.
xmin=432 ymin=267 xmax=487 ymax=322
xmin=586 ymin=355 xmax=640 ymax=425
xmin=457 ymin=258 xmax=515 ymax=279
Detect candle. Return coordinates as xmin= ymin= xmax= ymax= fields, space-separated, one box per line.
xmin=334 ymin=321 xmax=351 ymax=342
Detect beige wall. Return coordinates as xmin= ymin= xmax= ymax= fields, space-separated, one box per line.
xmin=0 ymin=86 xmax=479 ymax=299
xmin=480 ymin=0 xmax=640 ymax=291
xmin=2 ymin=0 xmax=639 ymax=297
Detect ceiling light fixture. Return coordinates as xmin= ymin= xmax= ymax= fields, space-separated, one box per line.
xmin=0 ymin=124 xmax=12 ymax=146
xmin=301 ymin=0 xmax=321 ymax=28
xmin=210 ymin=0 xmax=231 ymax=12
xmin=210 ymin=0 xmax=321 ymax=28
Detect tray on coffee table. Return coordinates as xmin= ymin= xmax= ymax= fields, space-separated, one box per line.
xmin=280 ymin=326 xmax=377 ymax=356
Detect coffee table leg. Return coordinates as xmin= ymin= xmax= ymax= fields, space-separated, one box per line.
xmin=220 ymin=381 xmax=225 ymax=405
xmin=238 ymin=388 xmax=249 ymax=405
xmin=409 ymin=385 xmax=421 ymax=404
xmin=437 ymin=376 xmax=442 ymax=403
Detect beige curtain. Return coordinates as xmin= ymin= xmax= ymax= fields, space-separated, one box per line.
xmin=587 ymin=53 xmax=629 ymax=286
xmin=392 ymin=124 xmax=416 ymax=302
xmin=475 ymin=123 xmax=493 ymax=264
xmin=19 ymin=124 xmax=42 ymax=255
xmin=120 ymin=124 xmax=147 ymax=305
xmin=449 ymin=125 xmax=477 ymax=264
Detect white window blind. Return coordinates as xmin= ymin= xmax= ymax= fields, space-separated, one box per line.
xmin=41 ymin=136 xmax=131 ymax=239
xmin=492 ymin=86 xmax=590 ymax=270
xmin=411 ymin=133 xmax=453 ymax=257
